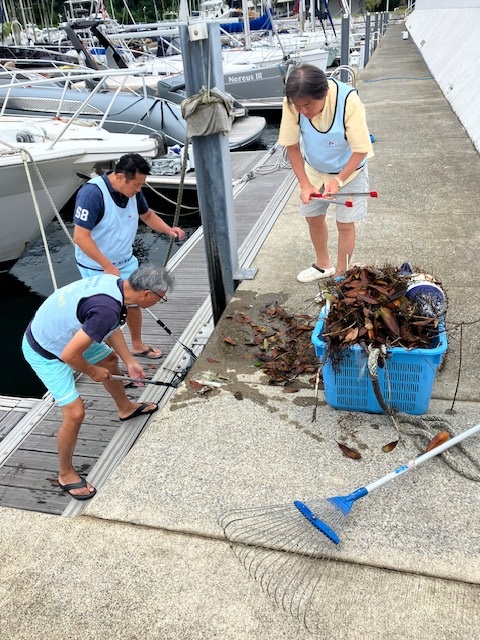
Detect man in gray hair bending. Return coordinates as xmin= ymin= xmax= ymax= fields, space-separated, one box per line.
xmin=22 ymin=264 xmax=173 ymax=501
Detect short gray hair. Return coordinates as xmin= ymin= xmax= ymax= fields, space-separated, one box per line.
xmin=128 ymin=264 xmax=174 ymax=293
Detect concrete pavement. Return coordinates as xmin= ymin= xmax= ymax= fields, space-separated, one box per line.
xmin=1 ymin=21 xmax=479 ymax=640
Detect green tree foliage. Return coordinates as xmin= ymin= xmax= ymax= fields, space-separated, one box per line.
xmin=6 ymin=0 xmax=174 ymax=27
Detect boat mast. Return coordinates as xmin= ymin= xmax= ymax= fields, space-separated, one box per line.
xmin=241 ymin=0 xmax=251 ymax=49
xmin=18 ymin=0 xmax=29 ymax=34
xmin=121 ymin=0 xmax=136 ymax=24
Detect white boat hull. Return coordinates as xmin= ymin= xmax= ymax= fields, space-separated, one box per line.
xmin=0 ymin=116 xmax=160 ymax=267
xmin=1 ymin=150 xmax=85 ymax=264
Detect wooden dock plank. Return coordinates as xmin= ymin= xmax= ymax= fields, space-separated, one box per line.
xmin=0 ymin=486 xmax=68 ymax=514
xmin=34 ymin=420 xmax=119 ymax=441
xmin=0 ymin=466 xmax=62 ymax=491
xmin=4 ymin=450 xmax=99 ymax=473
xmin=17 ymin=435 xmax=109 ymax=457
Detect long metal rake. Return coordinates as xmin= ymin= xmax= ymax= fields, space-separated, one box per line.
xmin=111 ymin=375 xmax=180 ymax=388
xmin=219 ymin=422 xmax=480 ymax=628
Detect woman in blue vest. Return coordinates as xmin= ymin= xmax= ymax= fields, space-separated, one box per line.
xmin=21 ymin=265 xmax=173 ymax=500
xmin=278 ymin=64 xmax=374 ymax=283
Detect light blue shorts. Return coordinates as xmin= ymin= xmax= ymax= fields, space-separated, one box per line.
xmin=299 ymin=165 xmax=369 ymax=223
xmin=77 ymin=254 xmax=139 ymax=308
xmin=22 ymin=335 xmax=113 ymax=407
xmin=77 ymin=254 xmax=139 ymax=280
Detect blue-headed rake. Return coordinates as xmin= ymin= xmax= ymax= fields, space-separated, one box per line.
xmin=293 ymin=422 xmax=480 ymax=545
xmin=219 ymin=422 xmax=480 ymax=628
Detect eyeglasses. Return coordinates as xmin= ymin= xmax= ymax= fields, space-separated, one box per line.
xmin=150 ymin=291 xmax=168 ymax=303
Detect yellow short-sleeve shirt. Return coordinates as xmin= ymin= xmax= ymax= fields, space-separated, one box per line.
xmin=278 ymin=79 xmax=374 ymax=158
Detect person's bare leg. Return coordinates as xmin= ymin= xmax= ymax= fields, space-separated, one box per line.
xmin=98 ymin=352 xmax=157 ymax=419
xmin=126 ymin=306 xmax=161 ymax=357
xmin=306 ymin=215 xmax=333 ymax=269
xmin=58 ymin=398 xmax=95 ymax=497
xmin=336 ymin=221 xmax=356 ymax=275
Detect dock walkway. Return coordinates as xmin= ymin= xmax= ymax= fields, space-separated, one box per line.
xmin=0 ymin=146 xmax=295 ymax=515
xmin=1 ymin=18 xmax=480 ymax=640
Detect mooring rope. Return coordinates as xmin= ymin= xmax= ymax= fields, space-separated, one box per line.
xmin=367 ymin=346 xmax=480 ymax=481
xmin=162 ymin=132 xmax=190 ymax=267
xmin=0 ymin=134 xmax=78 ymax=293
xmin=20 ymin=149 xmax=63 ymax=290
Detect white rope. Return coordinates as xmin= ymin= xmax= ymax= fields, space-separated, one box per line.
xmin=0 ymin=142 xmax=74 ymax=249
xmin=252 ymin=145 xmax=291 ymax=175
xmin=144 ymin=181 xmax=199 ymax=212
xmin=20 ymin=149 xmax=59 ymax=290
xmin=367 ymin=344 xmax=480 ymax=480
xmin=26 ymin=154 xmax=74 ymax=248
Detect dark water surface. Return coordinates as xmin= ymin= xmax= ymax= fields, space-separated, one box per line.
xmin=1 ymin=121 xmax=280 ymax=398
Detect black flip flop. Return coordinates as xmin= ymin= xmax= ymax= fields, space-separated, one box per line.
xmin=58 ymin=478 xmax=97 ymax=501
xmin=132 ymin=346 xmax=163 ymax=359
xmin=119 ymin=402 xmax=159 ymax=422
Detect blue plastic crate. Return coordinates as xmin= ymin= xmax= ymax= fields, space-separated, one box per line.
xmin=312 ymin=309 xmax=447 ymax=415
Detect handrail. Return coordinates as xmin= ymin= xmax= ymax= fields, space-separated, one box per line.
xmin=47 ymin=72 xmax=125 ymax=148
xmin=405 ymin=1 xmax=416 ymax=18
xmin=328 ymin=65 xmax=356 ymax=87
xmin=372 ymin=29 xmax=382 ymax=49
xmin=0 ymin=63 xmax=169 ymax=149
xmin=0 ymin=63 xmax=155 ymax=91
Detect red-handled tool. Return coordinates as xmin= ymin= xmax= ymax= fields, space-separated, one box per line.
xmin=311 ymin=191 xmax=378 ymax=199
xmin=310 ymin=194 xmax=353 ymax=207
xmin=338 ymin=191 xmax=378 ymax=198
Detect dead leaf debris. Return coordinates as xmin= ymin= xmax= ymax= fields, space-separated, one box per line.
xmin=320 ymin=265 xmax=446 ymax=369
xmin=231 ymin=303 xmax=318 ymax=386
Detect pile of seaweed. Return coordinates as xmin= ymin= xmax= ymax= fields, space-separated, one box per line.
xmin=321 ymin=264 xmax=446 ymax=367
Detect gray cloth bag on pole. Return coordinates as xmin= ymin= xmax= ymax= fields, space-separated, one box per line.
xmin=181 ymin=86 xmax=235 ymax=138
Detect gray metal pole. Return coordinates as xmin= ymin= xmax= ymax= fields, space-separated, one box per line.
xmin=364 ymin=13 xmax=371 ymax=67
xmin=340 ymin=14 xmax=350 ymax=82
xmin=179 ymin=23 xmax=238 ymax=324
xmin=373 ymin=13 xmax=379 ymax=50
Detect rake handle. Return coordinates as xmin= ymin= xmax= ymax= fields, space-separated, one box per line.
xmin=338 ymin=191 xmax=378 ymax=197
xmin=145 ymin=307 xmax=172 ymax=336
xmin=311 ymin=191 xmax=378 ymax=199
xmin=365 ymin=422 xmax=480 ymax=495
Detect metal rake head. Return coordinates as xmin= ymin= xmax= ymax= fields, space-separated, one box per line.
xmin=219 ymin=499 xmax=348 ymax=629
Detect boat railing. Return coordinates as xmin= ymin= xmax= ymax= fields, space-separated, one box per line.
xmin=0 ymin=62 xmax=156 ymax=92
xmin=327 ymin=65 xmax=356 ymax=88
xmin=0 ymin=64 xmax=163 ymax=147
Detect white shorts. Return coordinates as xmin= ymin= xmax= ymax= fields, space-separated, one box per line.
xmin=299 ymin=164 xmax=369 ymax=223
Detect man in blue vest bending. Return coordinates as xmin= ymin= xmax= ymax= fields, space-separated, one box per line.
xmin=22 ymin=264 xmax=173 ymax=501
